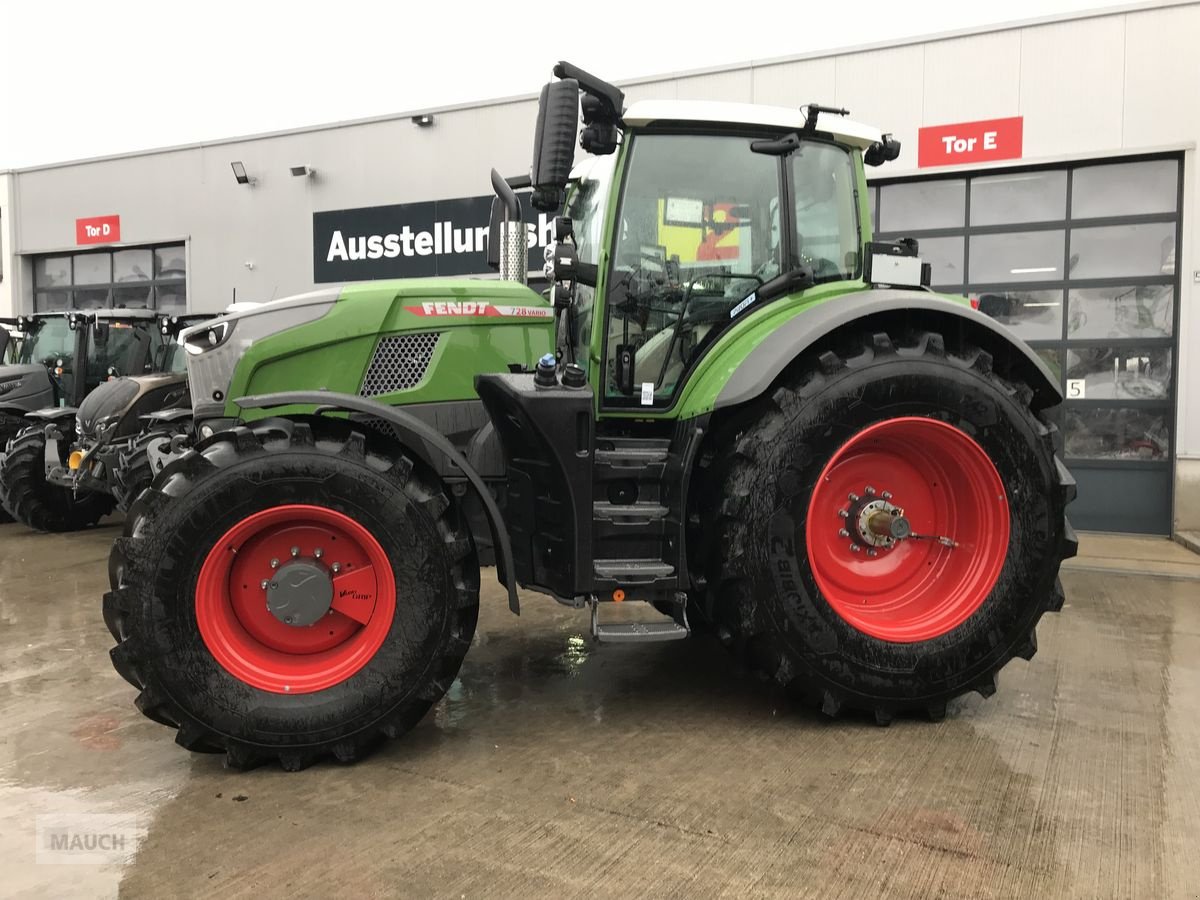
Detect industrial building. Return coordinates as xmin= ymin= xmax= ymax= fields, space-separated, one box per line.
xmin=0 ymin=0 xmax=1196 ymax=535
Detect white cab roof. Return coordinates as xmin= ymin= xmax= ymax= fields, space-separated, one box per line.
xmin=622 ymin=100 xmax=883 ymax=149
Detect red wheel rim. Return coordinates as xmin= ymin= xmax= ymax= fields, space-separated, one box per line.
xmin=805 ymin=417 xmax=1010 ymax=643
xmin=195 ymin=504 xmax=395 ymax=693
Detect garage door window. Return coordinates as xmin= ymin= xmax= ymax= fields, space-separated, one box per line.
xmin=32 ymin=243 xmax=187 ymax=313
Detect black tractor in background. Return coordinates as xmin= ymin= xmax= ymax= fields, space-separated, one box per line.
xmin=0 ymin=311 xmax=205 ymax=532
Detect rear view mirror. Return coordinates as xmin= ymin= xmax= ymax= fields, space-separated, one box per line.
xmin=530 ymin=78 xmax=579 ymax=213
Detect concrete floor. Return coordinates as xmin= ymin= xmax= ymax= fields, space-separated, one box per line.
xmin=2 ymin=523 xmax=1199 ymax=899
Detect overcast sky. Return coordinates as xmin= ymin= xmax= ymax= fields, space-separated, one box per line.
xmin=1 ymin=0 xmax=1135 ymax=169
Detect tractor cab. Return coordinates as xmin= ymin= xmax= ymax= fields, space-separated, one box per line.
xmin=487 ymin=64 xmax=907 ymax=412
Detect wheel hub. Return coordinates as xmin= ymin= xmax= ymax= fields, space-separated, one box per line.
xmin=266 ymin=560 xmax=333 ymax=626
xmin=839 ymin=488 xmax=911 ymax=553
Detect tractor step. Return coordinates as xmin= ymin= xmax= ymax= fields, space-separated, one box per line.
xmin=590 ymin=599 xmax=690 ymax=644
xmin=593 ymin=558 xmax=675 ymax=582
xmin=592 ymin=502 xmax=669 ymax=522
xmin=594 ymin=445 xmax=670 ymax=467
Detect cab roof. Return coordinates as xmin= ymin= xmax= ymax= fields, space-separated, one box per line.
xmin=621 ymin=100 xmax=883 ymax=150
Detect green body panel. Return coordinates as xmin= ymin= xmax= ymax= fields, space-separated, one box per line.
xmin=228 ymin=278 xmax=553 ymax=420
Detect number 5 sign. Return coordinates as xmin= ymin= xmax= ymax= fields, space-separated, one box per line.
xmin=1066 ymin=378 xmax=1086 ymax=399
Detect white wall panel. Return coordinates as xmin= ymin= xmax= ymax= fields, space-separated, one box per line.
xmin=674 ymin=70 xmax=753 ymax=103
xmin=834 ymin=45 xmax=925 ymax=170
xmin=750 ymin=58 xmax=836 ymax=109
xmin=922 ymin=31 xmax=1021 ymax=125
xmin=1017 ymin=16 xmax=1125 ymax=158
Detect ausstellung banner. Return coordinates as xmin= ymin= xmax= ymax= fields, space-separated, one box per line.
xmin=312 ymin=193 xmax=554 ymax=283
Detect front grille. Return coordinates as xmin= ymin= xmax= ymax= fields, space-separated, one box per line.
xmin=359 ymin=332 xmax=441 ymax=396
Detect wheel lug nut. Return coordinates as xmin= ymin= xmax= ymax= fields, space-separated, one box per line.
xmin=848 ymin=492 xmax=859 ymax=502
xmin=331 ymin=563 xmax=341 ymax=574
xmin=838 ymin=509 xmax=849 ymax=519
xmin=865 ymin=486 xmax=876 ymax=495
xmin=260 ymin=579 xmax=269 ymax=590
xmin=849 ymin=544 xmax=861 ymax=553
xmin=270 ymin=558 xmax=279 ymax=569
xmin=881 ymin=491 xmax=893 ymax=500
xmin=838 ymin=528 xmax=850 ymax=538
xmin=290 ymin=546 xmax=300 ymax=558
xmin=314 ymin=548 xmax=323 ymax=559
xmin=867 ymin=548 xmax=878 ymax=557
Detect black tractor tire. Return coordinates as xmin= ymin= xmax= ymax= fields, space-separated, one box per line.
xmin=104 ymin=419 xmax=480 ymax=771
xmin=0 ymin=411 xmax=27 ymax=524
xmin=702 ymin=328 xmax=1076 ymax=724
xmin=0 ymin=425 xmax=116 ymax=532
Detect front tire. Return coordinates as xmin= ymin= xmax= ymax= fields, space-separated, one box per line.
xmin=104 ymin=419 xmax=480 ymax=770
xmin=0 ymin=424 xmax=114 ymax=532
xmin=705 ymin=329 xmax=1076 ymax=723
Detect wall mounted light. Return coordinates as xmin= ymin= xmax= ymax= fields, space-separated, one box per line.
xmin=289 ymin=165 xmax=316 ymax=178
xmin=411 ymin=114 xmax=435 ymax=128
xmin=231 ymin=161 xmax=256 ymax=186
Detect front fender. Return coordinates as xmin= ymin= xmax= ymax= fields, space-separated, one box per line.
xmin=24 ymin=406 xmax=78 ymax=423
xmin=694 ymin=289 xmax=1060 ymax=415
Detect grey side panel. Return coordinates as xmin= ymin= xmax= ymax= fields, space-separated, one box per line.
xmin=714 ymin=289 xmax=1061 ymax=411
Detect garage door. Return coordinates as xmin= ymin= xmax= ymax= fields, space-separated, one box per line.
xmin=870 ymin=155 xmax=1182 ymax=534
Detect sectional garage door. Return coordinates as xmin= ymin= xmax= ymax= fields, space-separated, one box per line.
xmin=869 ymin=155 xmax=1183 ymax=534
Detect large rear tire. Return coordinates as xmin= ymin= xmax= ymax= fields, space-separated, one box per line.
xmin=703 ymin=329 xmax=1076 ymax=723
xmin=0 ymin=424 xmax=115 ymax=532
xmin=104 ymin=419 xmax=479 ymax=770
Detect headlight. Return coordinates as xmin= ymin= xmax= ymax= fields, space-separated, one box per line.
xmin=184 ymin=320 xmax=234 ymax=355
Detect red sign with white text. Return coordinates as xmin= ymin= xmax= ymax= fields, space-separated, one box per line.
xmin=76 ymin=215 xmax=121 ymax=245
xmin=917 ymin=117 xmax=1023 ymax=168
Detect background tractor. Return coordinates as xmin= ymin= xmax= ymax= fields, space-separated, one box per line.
xmin=104 ymin=62 xmax=1076 ymax=771
xmin=0 ymin=311 xmax=204 ymax=531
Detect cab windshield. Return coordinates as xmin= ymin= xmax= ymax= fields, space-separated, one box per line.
xmin=19 ymin=317 xmax=73 ymax=366
xmin=602 ymin=132 xmax=858 ymax=406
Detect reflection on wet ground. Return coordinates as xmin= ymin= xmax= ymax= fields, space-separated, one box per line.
xmin=2 ymin=521 xmax=1199 ymax=898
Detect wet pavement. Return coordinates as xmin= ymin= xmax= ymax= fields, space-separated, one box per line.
xmin=2 ymin=521 xmax=1199 ymax=899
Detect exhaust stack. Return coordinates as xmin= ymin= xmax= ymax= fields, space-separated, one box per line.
xmin=488 ymin=169 xmax=527 ymax=285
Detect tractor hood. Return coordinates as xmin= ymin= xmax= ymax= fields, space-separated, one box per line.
xmin=76 ymin=372 xmax=191 ymax=441
xmin=0 ymin=364 xmax=55 ymax=412
xmin=181 ymin=279 xmax=553 ymax=423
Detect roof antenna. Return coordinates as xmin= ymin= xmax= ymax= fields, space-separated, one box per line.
xmin=802 ymin=103 xmax=850 ymax=131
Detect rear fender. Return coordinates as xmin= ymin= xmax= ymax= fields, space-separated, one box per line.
xmin=714 ymin=290 xmax=1061 ymax=413
xmin=235 ymin=390 xmax=520 ymax=614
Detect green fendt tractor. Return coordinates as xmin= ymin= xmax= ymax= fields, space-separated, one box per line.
xmin=105 ymin=63 xmax=1076 ymax=770
xmin=0 ymin=310 xmax=200 ymax=531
